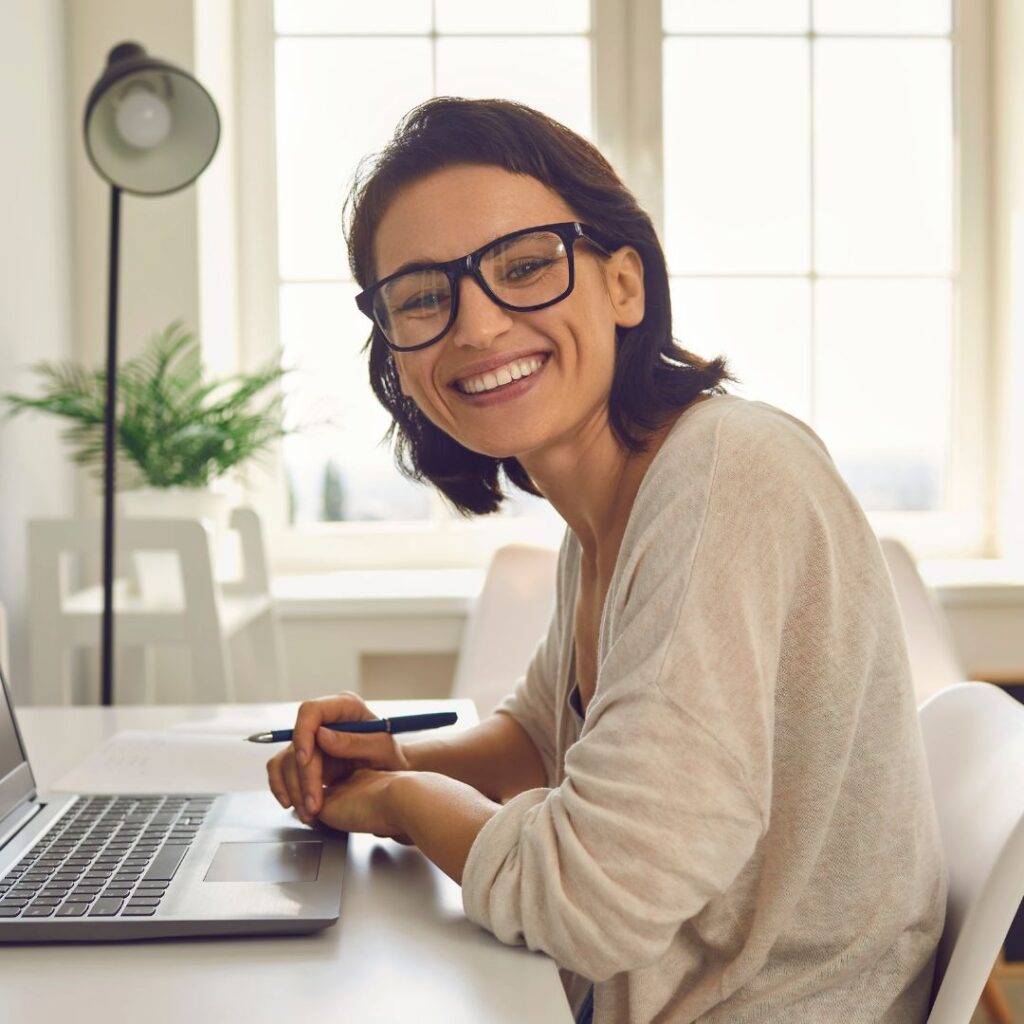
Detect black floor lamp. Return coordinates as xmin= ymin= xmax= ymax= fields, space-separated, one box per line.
xmin=83 ymin=42 xmax=219 ymax=706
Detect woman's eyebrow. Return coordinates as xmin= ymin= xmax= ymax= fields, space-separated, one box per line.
xmin=381 ymin=221 xmax=548 ymax=279
xmin=388 ymin=255 xmax=443 ymax=277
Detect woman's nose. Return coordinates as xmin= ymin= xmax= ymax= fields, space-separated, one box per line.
xmin=450 ymin=275 xmax=513 ymax=349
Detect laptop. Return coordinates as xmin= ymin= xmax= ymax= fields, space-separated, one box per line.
xmin=0 ymin=662 xmax=346 ymax=941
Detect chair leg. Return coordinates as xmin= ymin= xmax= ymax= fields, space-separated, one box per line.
xmin=188 ymin=634 xmax=234 ymax=703
xmin=30 ymin=636 xmax=71 ymax=705
xmin=242 ymin=610 xmax=288 ymax=701
xmin=118 ymin=646 xmax=156 ymax=704
xmin=980 ymin=972 xmax=1014 ymax=1024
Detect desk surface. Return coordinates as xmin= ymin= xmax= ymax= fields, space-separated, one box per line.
xmin=1 ymin=701 xmax=571 ymax=1024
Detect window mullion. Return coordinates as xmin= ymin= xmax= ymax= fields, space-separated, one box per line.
xmin=593 ymin=0 xmax=664 ymax=238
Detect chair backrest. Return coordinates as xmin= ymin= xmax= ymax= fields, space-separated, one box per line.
xmin=880 ymin=537 xmax=965 ymax=704
xmin=28 ymin=518 xmax=229 ymax=704
xmin=451 ymin=543 xmax=558 ymax=717
xmin=919 ymin=682 xmax=1024 ymax=1024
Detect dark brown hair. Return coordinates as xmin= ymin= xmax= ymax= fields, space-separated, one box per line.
xmin=344 ymin=97 xmax=734 ymax=516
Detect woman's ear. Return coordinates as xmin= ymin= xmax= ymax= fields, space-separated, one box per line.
xmin=606 ymin=246 xmax=645 ymax=329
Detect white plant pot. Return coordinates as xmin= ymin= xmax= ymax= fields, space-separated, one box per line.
xmin=118 ymin=487 xmax=231 ymax=605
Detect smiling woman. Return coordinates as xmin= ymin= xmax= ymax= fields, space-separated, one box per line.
xmin=344 ymin=98 xmax=732 ymax=516
xmin=265 ymin=98 xmax=948 ymax=1024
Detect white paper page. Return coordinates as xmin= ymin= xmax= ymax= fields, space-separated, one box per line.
xmin=50 ymin=730 xmax=275 ymax=794
xmin=166 ymin=717 xmax=286 ymax=738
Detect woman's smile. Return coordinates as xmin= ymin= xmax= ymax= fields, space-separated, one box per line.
xmin=450 ymin=352 xmax=551 ymax=405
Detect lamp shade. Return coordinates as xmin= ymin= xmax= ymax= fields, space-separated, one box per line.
xmin=84 ymin=42 xmax=220 ymax=196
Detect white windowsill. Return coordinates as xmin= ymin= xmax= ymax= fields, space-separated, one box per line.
xmin=270 ymin=560 xmax=1024 ymax=620
xmin=919 ymin=559 xmax=1024 ymax=607
xmin=272 ymin=569 xmax=486 ymax=618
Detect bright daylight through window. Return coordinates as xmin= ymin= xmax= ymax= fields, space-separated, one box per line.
xmin=270 ymin=0 xmax=957 ymax=537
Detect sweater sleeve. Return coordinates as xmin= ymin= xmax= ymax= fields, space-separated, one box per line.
xmin=461 ymin=409 xmax=823 ymax=982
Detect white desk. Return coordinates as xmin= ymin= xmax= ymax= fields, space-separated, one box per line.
xmin=1 ymin=700 xmax=572 ymax=1024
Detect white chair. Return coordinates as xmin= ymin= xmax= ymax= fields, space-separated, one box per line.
xmin=879 ymin=538 xmax=964 ymax=705
xmin=28 ymin=507 xmax=286 ymax=705
xmin=881 ymin=537 xmax=1019 ymax=1021
xmin=919 ymin=682 xmax=1024 ymax=1024
xmin=451 ymin=543 xmax=558 ymax=718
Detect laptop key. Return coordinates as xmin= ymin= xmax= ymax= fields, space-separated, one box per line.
xmin=88 ymin=898 xmax=123 ymax=916
xmin=143 ymin=844 xmax=188 ymax=882
xmin=56 ymin=903 xmax=89 ymax=917
xmin=23 ymin=906 xmax=55 ymax=917
xmin=0 ymin=907 xmax=22 ymax=917
xmin=121 ymin=906 xmax=157 ymax=916
xmin=103 ymin=888 xmax=132 ymax=899
xmin=127 ymin=897 xmax=161 ymax=907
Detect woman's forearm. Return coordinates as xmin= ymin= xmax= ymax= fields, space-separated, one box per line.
xmin=387 ymin=771 xmax=500 ymax=885
xmin=400 ymin=712 xmax=548 ymax=803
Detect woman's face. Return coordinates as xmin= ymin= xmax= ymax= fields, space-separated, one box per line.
xmin=372 ymin=164 xmax=644 ymax=462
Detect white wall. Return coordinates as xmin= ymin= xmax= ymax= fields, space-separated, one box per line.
xmin=0 ymin=0 xmax=77 ymax=702
xmin=66 ymin=0 xmax=203 ymax=382
xmin=992 ymin=0 xmax=1024 ymax=565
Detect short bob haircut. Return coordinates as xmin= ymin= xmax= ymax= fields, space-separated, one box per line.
xmin=344 ymin=97 xmax=734 ymax=517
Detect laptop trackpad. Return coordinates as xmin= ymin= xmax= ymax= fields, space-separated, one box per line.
xmin=204 ymin=841 xmax=323 ymax=882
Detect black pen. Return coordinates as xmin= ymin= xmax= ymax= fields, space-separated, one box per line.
xmin=245 ymin=711 xmax=458 ymax=743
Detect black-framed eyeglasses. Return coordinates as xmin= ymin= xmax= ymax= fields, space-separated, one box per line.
xmin=354 ymin=221 xmax=613 ymax=352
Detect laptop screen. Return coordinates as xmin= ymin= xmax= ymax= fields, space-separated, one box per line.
xmin=0 ymin=672 xmax=27 ymax=779
xmin=0 ymin=664 xmax=36 ymax=820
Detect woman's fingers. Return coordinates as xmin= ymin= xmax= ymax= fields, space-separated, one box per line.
xmin=267 ymin=745 xmax=309 ymax=817
xmin=293 ymin=693 xmax=374 ymax=765
xmin=315 ymin=727 xmax=406 ymax=771
xmin=293 ymin=694 xmax=377 ymax=812
xmin=282 ymin=750 xmax=312 ymax=823
xmin=266 ymin=750 xmax=290 ymax=808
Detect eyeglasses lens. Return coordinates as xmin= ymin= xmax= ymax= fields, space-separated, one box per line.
xmin=374 ymin=231 xmax=570 ymax=349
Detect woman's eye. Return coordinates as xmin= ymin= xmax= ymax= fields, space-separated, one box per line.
xmin=504 ymin=258 xmax=553 ymax=282
xmin=397 ymin=292 xmax=448 ymax=315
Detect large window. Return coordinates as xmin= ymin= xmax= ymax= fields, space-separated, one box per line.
xmin=663 ymin=0 xmax=954 ymax=516
xmin=272 ymin=0 xmax=589 ymax=531
xmin=238 ymin=0 xmax=988 ymax=567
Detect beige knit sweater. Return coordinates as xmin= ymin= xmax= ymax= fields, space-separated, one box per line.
xmin=461 ymin=395 xmax=947 ymax=1023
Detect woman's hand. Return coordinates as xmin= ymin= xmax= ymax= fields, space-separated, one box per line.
xmin=266 ymin=692 xmax=411 ymax=823
xmin=316 ymin=768 xmax=412 ymax=843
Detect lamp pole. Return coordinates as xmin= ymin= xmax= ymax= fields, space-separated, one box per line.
xmin=83 ymin=41 xmax=219 ymax=706
xmin=100 ymin=184 xmax=121 ymax=708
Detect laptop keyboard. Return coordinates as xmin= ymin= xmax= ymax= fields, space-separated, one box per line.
xmin=0 ymin=794 xmax=214 ymax=921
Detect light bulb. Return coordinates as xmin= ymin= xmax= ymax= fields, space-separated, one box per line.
xmin=114 ymin=85 xmax=172 ymax=149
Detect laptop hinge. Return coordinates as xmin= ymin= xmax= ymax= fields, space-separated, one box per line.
xmin=0 ymin=801 xmax=44 ymax=851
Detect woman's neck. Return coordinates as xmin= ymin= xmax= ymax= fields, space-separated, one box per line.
xmin=522 ymin=415 xmax=674 ymax=568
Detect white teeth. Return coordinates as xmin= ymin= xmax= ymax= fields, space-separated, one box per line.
xmin=458 ymin=356 xmax=545 ymax=395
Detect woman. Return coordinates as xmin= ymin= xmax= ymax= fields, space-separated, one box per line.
xmin=267 ymin=97 xmax=947 ymax=1023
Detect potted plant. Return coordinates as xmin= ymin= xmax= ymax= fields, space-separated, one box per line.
xmin=4 ymin=320 xmax=291 ymax=601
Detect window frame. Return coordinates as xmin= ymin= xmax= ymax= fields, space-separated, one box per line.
xmin=233 ymin=0 xmax=995 ymax=571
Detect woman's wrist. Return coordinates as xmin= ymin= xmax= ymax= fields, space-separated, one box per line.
xmin=384 ymin=770 xmax=500 ymax=884
xmin=398 ymin=736 xmax=438 ymax=775
xmin=385 ymin=769 xmax=437 ymax=837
